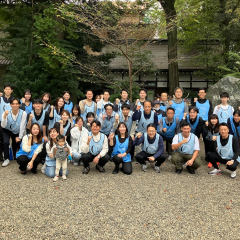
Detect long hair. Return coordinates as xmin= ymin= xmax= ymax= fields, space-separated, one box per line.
xmin=208 ymin=114 xmax=220 ymax=133
xmin=49 ymin=128 xmax=59 ymax=149
xmin=42 ymin=92 xmax=51 ymax=105
xmin=72 ymin=104 xmax=81 ymax=117
xmin=116 ymin=122 xmax=128 ymax=139
xmin=55 ymin=97 xmax=65 ymax=112
xmin=23 ymin=89 xmax=32 ymax=101
xmin=63 ymin=91 xmax=71 ymax=102
xmin=29 ymin=123 xmax=42 ymax=145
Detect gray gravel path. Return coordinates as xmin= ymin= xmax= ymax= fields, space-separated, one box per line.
xmin=0 ymin=140 xmax=240 ymax=240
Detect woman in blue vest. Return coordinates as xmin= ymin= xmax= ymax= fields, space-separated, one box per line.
xmin=227 ymin=110 xmax=240 ymax=141
xmin=71 ymin=104 xmax=81 ymax=125
xmin=20 ymin=89 xmax=33 ymax=115
xmin=49 ymin=97 xmax=65 ymax=130
xmin=41 ymin=92 xmax=51 ymax=113
xmin=109 ymin=122 xmax=133 ymax=175
xmin=42 ymin=127 xmax=69 ymax=178
xmin=83 ymin=112 xmax=96 ymax=132
xmin=203 ymin=114 xmax=220 ymax=167
xmin=16 ymin=123 xmax=44 ymax=174
xmin=63 ymin=91 xmax=73 ymax=114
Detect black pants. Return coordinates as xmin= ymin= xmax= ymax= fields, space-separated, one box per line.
xmin=17 ymin=155 xmax=42 ymax=171
xmin=162 ymin=136 xmax=173 ymax=153
xmin=112 ymin=155 xmax=132 ymax=175
xmin=135 ymin=151 xmax=167 ymax=167
xmin=207 ymin=151 xmax=239 ymax=171
xmin=0 ymin=123 xmax=3 ymax=160
xmin=2 ymin=128 xmax=21 ymax=160
xmin=81 ymin=152 xmax=110 ymax=168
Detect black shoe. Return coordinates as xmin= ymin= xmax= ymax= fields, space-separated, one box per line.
xmin=83 ymin=167 xmax=90 ymax=174
xmin=175 ymin=168 xmax=183 ymax=174
xmin=31 ymin=169 xmax=37 ymax=174
xmin=96 ymin=165 xmax=105 ymax=172
xmin=112 ymin=166 xmax=119 ymax=174
xmin=21 ymin=171 xmax=26 ymax=175
xmin=187 ymin=166 xmax=195 ymax=174
xmin=119 ymin=167 xmax=124 ymax=172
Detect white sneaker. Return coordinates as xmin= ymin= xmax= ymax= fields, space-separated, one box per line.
xmin=208 ymin=168 xmax=222 ymax=175
xmin=53 ymin=176 xmax=59 ymax=182
xmin=41 ymin=163 xmax=46 ymax=174
xmin=231 ymin=171 xmax=236 ymax=179
xmin=2 ymin=159 xmax=10 ymax=167
xmin=142 ymin=164 xmax=147 ymax=172
xmin=62 ymin=175 xmax=67 ymax=180
xmin=168 ymin=155 xmax=172 ymax=161
xmin=154 ymin=166 xmax=160 ymax=173
xmin=73 ymin=162 xmax=78 ymax=166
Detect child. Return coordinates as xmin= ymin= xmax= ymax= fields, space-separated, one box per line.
xmin=63 ymin=91 xmax=73 ymax=114
xmin=213 ymin=92 xmax=234 ymax=123
xmin=42 ymin=92 xmax=51 ymax=112
xmin=71 ymin=105 xmax=81 ymax=125
xmin=52 ymin=135 xmax=72 ymax=181
xmin=202 ymin=114 xmax=220 ymax=167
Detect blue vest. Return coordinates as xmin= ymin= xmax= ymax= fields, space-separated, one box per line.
xmin=49 ymin=109 xmax=61 ymax=130
xmin=98 ymin=101 xmax=111 ymax=116
xmin=118 ymin=100 xmax=130 ymax=113
xmin=89 ymin=132 xmax=105 ymax=155
xmin=157 ymin=113 xmax=163 ymax=133
xmin=0 ymin=97 xmax=12 ymax=120
xmin=136 ymin=111 xmax=154 ymax=134
xmin=171 ymin=101 xmax=185 ymax=121
xmin=111 ymin=135 xmax=131 ymax=162
xmin=216 ymin=135 xmax=234 ymax=159
xmin=137 ymin=101 xmax=144 ymax=112
xmin=119 ymin=111 xmax=133 ymax=133
xmin=63 ymin=121 xmax=71 ymax=136
xmin=82 ymin=101 xmax=95 ymax=120
xmin=187 ymin=115 xmax=199 ymax=134
xmin=161 ymin=117 xmax=177 ymax=138
xmin=229 ymin=116 xmax=240 ymax=139
xmin=160 ymin=105 xmax=167 ymax=111
xmin=100 ymin=113 xmax=115 ymax=136
xmin=20 ymin=100 xmax=33 ymax=115
xmin=64 ymin=101 xmax=73 ymax=114
xmin=5 ymin=109 xmax=24 ymax=134
xmin=142 ymin=133 xmax=159 ymax=155
xmin=176 ymin=133 xmax=195 ymax=155
xmin=31 ymin=110 xmax=46 ymax=131
xmin=16 ymin=136 xmax=44 ymax=159
xmin=196 ymin=100 xmax=210 ymax=121
xmin=43 ymin=104 xmax=50 ymax=113
xmin=218 ymin=106 xmax=232 ymax=123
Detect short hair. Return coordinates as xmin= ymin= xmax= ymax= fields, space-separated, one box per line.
xmin=189 ymin=106 xmax=199 ymax=113
xmin=139 ymin=88 xmax=147 ymax=94
xmin=104 ymin=103 xmax=113 ymax=110
xmin=63 ymin=91 xmax=71 ymax=101
xmin=233 ymin=110 xmax=240 ymax=116
xmin=174 ymin=87 xmax=184 ymax=93
xmin=161 ymin=92 xmax=168 ymax=96
xmin=219 ymin=122 xmax=229 ymax=129
xmin=61 ymin=110 xmax=70 ymax=117
xmin=10 ymin=98 xmax=20 ymax=104
xmin=198 ymin=88 xmax=206 ymax=93
xmin=121 ymin=103 xmax=130 ymax=110
xmin=41 ymin=92 xmax=51 ymax=104
xmin=56 ymin=134 xmax=65 ymax=142
xmin=166 ymin=107 xmax=175 ymax=113
xmin=103 ymin=89 xmax=110 ymax=95
xmin=220 ymin=92 xmax=229 ymax=98
xmin=147 ymin=123 xmax=157 ymax=130
xmin=4 ymin=83 xmax=13 ymax=89
xmin=90 ymin=120 xmax=101 ymax=127
xmin=121 ymin=89 xmax=128 ymax=94
xmin=181 ymin=122 xmax=191 ymax=128
xmin=85 ymin=89 xmax=93 ymax=94
xmin=33 ymin=99 xmax=43 ymax=104
xmin=75 ymin=116 xmax=84 ymax=123
xmin=86 ymin=112 xmax=95 ymax=119
xmin=143 ymin=100 xmax=152 ymax=107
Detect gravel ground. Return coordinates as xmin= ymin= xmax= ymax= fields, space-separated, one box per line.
xmin=0 ymin=140 xmax=240 ymax=240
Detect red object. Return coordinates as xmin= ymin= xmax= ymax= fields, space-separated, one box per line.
xmin=207 ymin=162 xmax=213 ymax=168
xmin=217 ymin=162 xmax=220 ymax=165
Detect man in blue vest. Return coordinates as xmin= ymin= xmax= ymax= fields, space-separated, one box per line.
xmin=207 ymin=123 xmax=240 ymax=178
xmin=81 ymin=120 xmax=110 ymax=174
xmin=167 ymin=87 xmax=188 ymax=121
xmin=97 ymin=90 xmax=112 ymax=116
xmin=113 ymin=89 xmax=134 ymax=113
xmin=133 ymin=88 xmax=147 ymax=112
xmin=152 ymin=100 xmax=166 ymax=132
xmin=134 ymin=123 xmax=166 ymax=173
xmin=171 ymin=122 xmax=202 ymax=174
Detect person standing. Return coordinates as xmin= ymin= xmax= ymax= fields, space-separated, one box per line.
xmin=113 ymin=89 xmax=134 ymax=113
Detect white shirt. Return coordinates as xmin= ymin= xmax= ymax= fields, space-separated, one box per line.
xmin=81 ymin=132 xmax=108 ymax=157
xmin=97 ymin=98 xmax=112 ymax=110
xmin=21 ymin=135 xmax=43 ymax=154
xmin=1 ymin=110 xmax=27 ymax=139
xmin=70 ymin=126 xmax=88 ymax=153
xmin=213 ymin=104 xmax=234 ymax=115
xmin=172 ymin=133 xmax=200 ymax=151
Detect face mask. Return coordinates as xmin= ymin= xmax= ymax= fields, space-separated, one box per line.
xmin=153 ymin=107 xmax=160 ymax=111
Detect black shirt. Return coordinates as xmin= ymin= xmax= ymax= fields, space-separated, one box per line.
xmin=109 ymin=136 xmax=133 ymax=154
xmin=181 ymin=116 xmax=204 ymax=139
xmin=27 ymin=110 xmax=49 ymax=126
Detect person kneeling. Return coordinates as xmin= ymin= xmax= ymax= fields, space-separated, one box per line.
xmin=52 ymin=135 xmax=72 ymax=181
xmin=81 ymin=120 xmax=110 ymax=174
xmin=109 ymin=122 xmax=133 ymax=175
xmin=171 ymin=122 xmax=202 ymax=174
xmin=207 ymin=123 xmax=240 ymax=179
xmin=134 ymin=123 xmax=166 ymax=173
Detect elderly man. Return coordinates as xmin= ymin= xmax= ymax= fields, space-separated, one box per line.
xmin=207 ymin=122 xmax=240 ymax=179
xmin=171 ymin=122 xmax=202 ymax=174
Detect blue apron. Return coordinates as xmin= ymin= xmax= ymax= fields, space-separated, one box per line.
xmin=31 ymin=110 xmax=46 ymax=131
xmin=0 ymin=97 xmax=12 ymax=119
xmin=142 ymin=133 xmax=159 ymax=155
xmin=89 ymin=132 xmax=105 ymax=155
xmin=187 ymin=115 xmax=199 ymax=134
xmin=111 ymin=136 xmax=131 ymax=162
xmin=136 ymin=111 xmax=154 ymax=134
xmin=176 ymin=133 xmax=195 ymax=155
xmin=216 ymin=135 xmax=234 ymax=159
xmin=119 ymin=111 xmax=133 ymax=133
xmin=63 ymin=121 xmax=71 ymax=136
xmin=171 ymin=101 xmax=185 ymax=121
xmin=20 ymin=100 xmax=33 ymax=115
xmin=218 ymin=106 xmax=232 ymax=123
xmin=49 ymin=109 xmax=61 ymax=130
xmin=82 ymin=101 xmax=95 ymax=121
xmin=5 ymin=109 xmax=24 ymax=134
xmin=100 ymin=113 xmax=115 ymax=136
xmin=157 ymin=113 xmax=163 ymax=133
xmin=196 ymin=100 xmax=210 ymax=121
xmin=229 ymin=116 xmax=240 ymax=138
xmin=161 ymin=117 xmax=176 ymax=138
xmin=64 ymin=101 xmax=73 ymax=114
xmin=118 ymin=100 xmax=130 ymax=113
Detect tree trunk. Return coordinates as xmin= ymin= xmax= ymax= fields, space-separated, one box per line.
xmin=158 ymin=0 xmax=179 ymax=96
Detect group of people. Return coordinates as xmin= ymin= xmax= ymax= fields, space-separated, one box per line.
xmin=0 ymin=83 xmax=240 ymax=181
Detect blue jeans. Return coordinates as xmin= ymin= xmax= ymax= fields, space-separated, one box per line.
xmin=45 ymin=166 xmax=69 ymax=178
xmin=72 ymin=152 xmax=82 ymax=164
